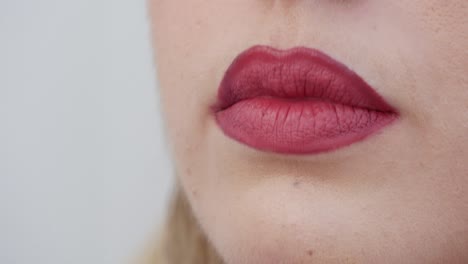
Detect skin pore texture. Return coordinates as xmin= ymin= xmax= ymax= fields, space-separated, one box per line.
xmin=149 ymin=1 xmax=468 ymax=263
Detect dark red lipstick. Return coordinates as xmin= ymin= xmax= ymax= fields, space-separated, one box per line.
xmin=214 ymin=46 xmax=398 ymax=154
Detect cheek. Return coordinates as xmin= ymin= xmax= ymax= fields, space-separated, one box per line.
xmin=150 ymin=1 xmax=272 ymax=176
xmin=408 ymin=1 xmax=468 ymax=150
xmin=398 ymin=0 xmax=468 ymax=70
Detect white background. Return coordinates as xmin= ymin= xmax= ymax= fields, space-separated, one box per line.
xmin=1 ymin=0 xmax=173 ymax=263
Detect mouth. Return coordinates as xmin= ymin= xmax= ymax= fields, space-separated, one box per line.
xmin=213 ymin=45 xmax=399 ymax=154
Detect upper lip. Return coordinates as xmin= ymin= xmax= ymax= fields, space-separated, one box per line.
xmin=214 ymin=45 xmax=396 ymax=114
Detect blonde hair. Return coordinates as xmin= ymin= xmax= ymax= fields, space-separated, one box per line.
xmin=146 ymin=186 xmax=223 ymax=264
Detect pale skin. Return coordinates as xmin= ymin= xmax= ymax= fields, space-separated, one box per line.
xmin=149 ymin=1 xmax=468 ymax=263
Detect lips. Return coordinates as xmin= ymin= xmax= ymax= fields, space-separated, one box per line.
xmin=214 ymin=45 xmax=398 ymax=154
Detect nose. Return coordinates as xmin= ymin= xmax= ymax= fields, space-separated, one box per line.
xmin=276 ymin=0 xmax=302 ymax=9
xmin=267 ymin=0 xmax=303 ymax=11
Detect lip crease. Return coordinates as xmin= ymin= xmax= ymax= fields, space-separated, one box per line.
xmin=213 ymin=45 xmax=399 ymax=154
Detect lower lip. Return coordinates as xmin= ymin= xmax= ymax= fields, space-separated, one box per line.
xmin=216 ymin=97 xmax=396 ymax=154
xmin=214 ymin=46 xmax=398 ymax=154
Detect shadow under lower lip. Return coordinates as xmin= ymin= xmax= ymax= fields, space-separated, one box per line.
xmin=215 ymin=97 xmax=398 ymax=154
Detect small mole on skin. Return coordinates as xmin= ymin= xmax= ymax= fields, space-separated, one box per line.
xmin=293 ymin=180 xmax=301 ymax=188
xmin=307 ymin=250 xmax=314 ymax=257
xmin=186 ymin=168 xmax=192 ymax=176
